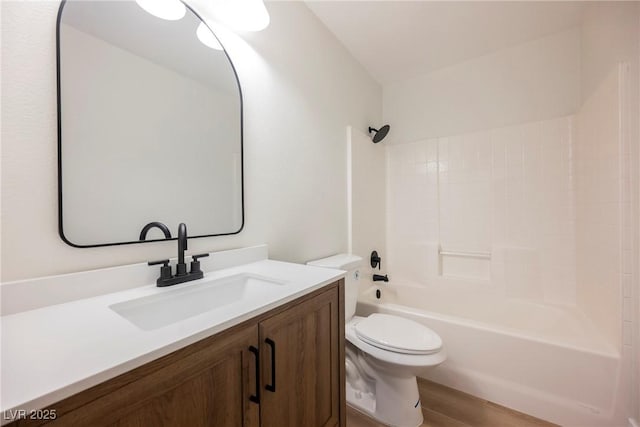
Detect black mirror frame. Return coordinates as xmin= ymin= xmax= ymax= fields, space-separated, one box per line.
xmin=56 ymin=0 xmax=244 ymax=248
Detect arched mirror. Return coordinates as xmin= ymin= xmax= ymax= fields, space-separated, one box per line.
xmin=57 ymin=0 xmax=243 ymax=247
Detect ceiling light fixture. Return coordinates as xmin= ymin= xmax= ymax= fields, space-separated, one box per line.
xmin=135 ymin=0 xmax=186 ymax=21
xmin=208 ymin=0 xmax=270 ymax=32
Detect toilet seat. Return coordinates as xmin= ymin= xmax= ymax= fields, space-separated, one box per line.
xmin=346 ymin=316 xmax=446 ymax=368
xmin=355 ymin=313 xmax=442 ymax=355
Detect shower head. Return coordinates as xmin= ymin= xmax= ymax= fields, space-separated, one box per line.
xmin=368 ymin=125 xmax=390 ymax=143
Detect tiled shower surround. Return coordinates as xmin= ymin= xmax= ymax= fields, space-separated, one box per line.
xmin=386 ymin=67 xmax=628 ymax=349
xmin=387 ymin=115 xmax=576 ymax=301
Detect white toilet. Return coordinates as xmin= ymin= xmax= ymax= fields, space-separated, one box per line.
xmin=307 ymin=254 xmax=446 ymax=427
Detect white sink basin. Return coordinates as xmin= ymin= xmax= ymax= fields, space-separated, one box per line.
xmin=110 ymin=273 xmax=286 ymax=330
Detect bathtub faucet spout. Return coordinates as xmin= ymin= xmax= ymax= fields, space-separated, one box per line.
xmin=373 ymin=274 xmax=389 ymax=282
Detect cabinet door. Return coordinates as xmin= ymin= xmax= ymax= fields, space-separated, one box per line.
xmin=30 ymin=324 xmax=260 ymax=427
xmin=259 ymin=286 xmax=341 ymax=427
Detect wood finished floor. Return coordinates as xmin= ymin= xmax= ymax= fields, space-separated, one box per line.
xmin=346 ymin=379 xmax=558 ymax=427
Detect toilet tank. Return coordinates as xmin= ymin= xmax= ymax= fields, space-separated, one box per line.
xmin=307 ymin=254 xmax=362 ymax=321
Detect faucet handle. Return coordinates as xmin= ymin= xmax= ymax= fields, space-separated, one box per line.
xmin=190 ymin=253 xmax=210 ymax=274
xmin=192 ymin=253 xmax=210 ymax=262
xmin=148 ymin=259 xmax=172 ymax=281
xmin=370 ymin=251 xmax=381 ymax=270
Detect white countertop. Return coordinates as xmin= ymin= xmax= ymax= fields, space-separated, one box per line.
xmin=1 ymin=258 xmax=344 ymax=420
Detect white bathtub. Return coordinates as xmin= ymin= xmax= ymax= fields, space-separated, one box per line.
xmin=357 ymin=284 xmax=627 ymax=427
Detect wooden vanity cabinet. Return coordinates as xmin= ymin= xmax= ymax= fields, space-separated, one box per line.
xmin=9 ymin=280 xmax=345 ymax=427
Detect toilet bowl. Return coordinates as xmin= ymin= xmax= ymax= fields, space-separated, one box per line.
xmin=307 ymin=254 xmax=446 ymax=427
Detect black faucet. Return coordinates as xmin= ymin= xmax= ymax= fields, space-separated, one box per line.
xmin=176 ymin=223 xmax=188 ymax=276
xmin=148 ymin=223 xmax=210 ymax=287
xmin=373 ymin=274 xmax=389 ymax=282
xmin=139 ymin=221 xmax=172 ymax=240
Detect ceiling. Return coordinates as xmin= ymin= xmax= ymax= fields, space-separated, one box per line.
xmin=304 ymin=1 xmax=586 ymax=85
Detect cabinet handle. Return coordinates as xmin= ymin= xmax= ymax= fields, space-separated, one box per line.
xmin=249 ymin=346 xmax=260 ymax=404
xmin=265 ymin=338 xmax=276 ymax=392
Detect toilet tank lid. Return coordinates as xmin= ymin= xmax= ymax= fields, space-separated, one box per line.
xmin=306 ymin=254 xmax=362 ymax=271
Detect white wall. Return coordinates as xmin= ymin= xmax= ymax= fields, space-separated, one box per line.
xmin=581 ymin=2 xmax=640 ymax=103
xmin=347 ymin=126 xmax=385 ymax=292
xmin=637 ymin=10 xmax=640 ymax=423
xmin=0 ymin=1 xmax=381 ymax=281
xmin=383 ymin=28 xmax=581 ymax=144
